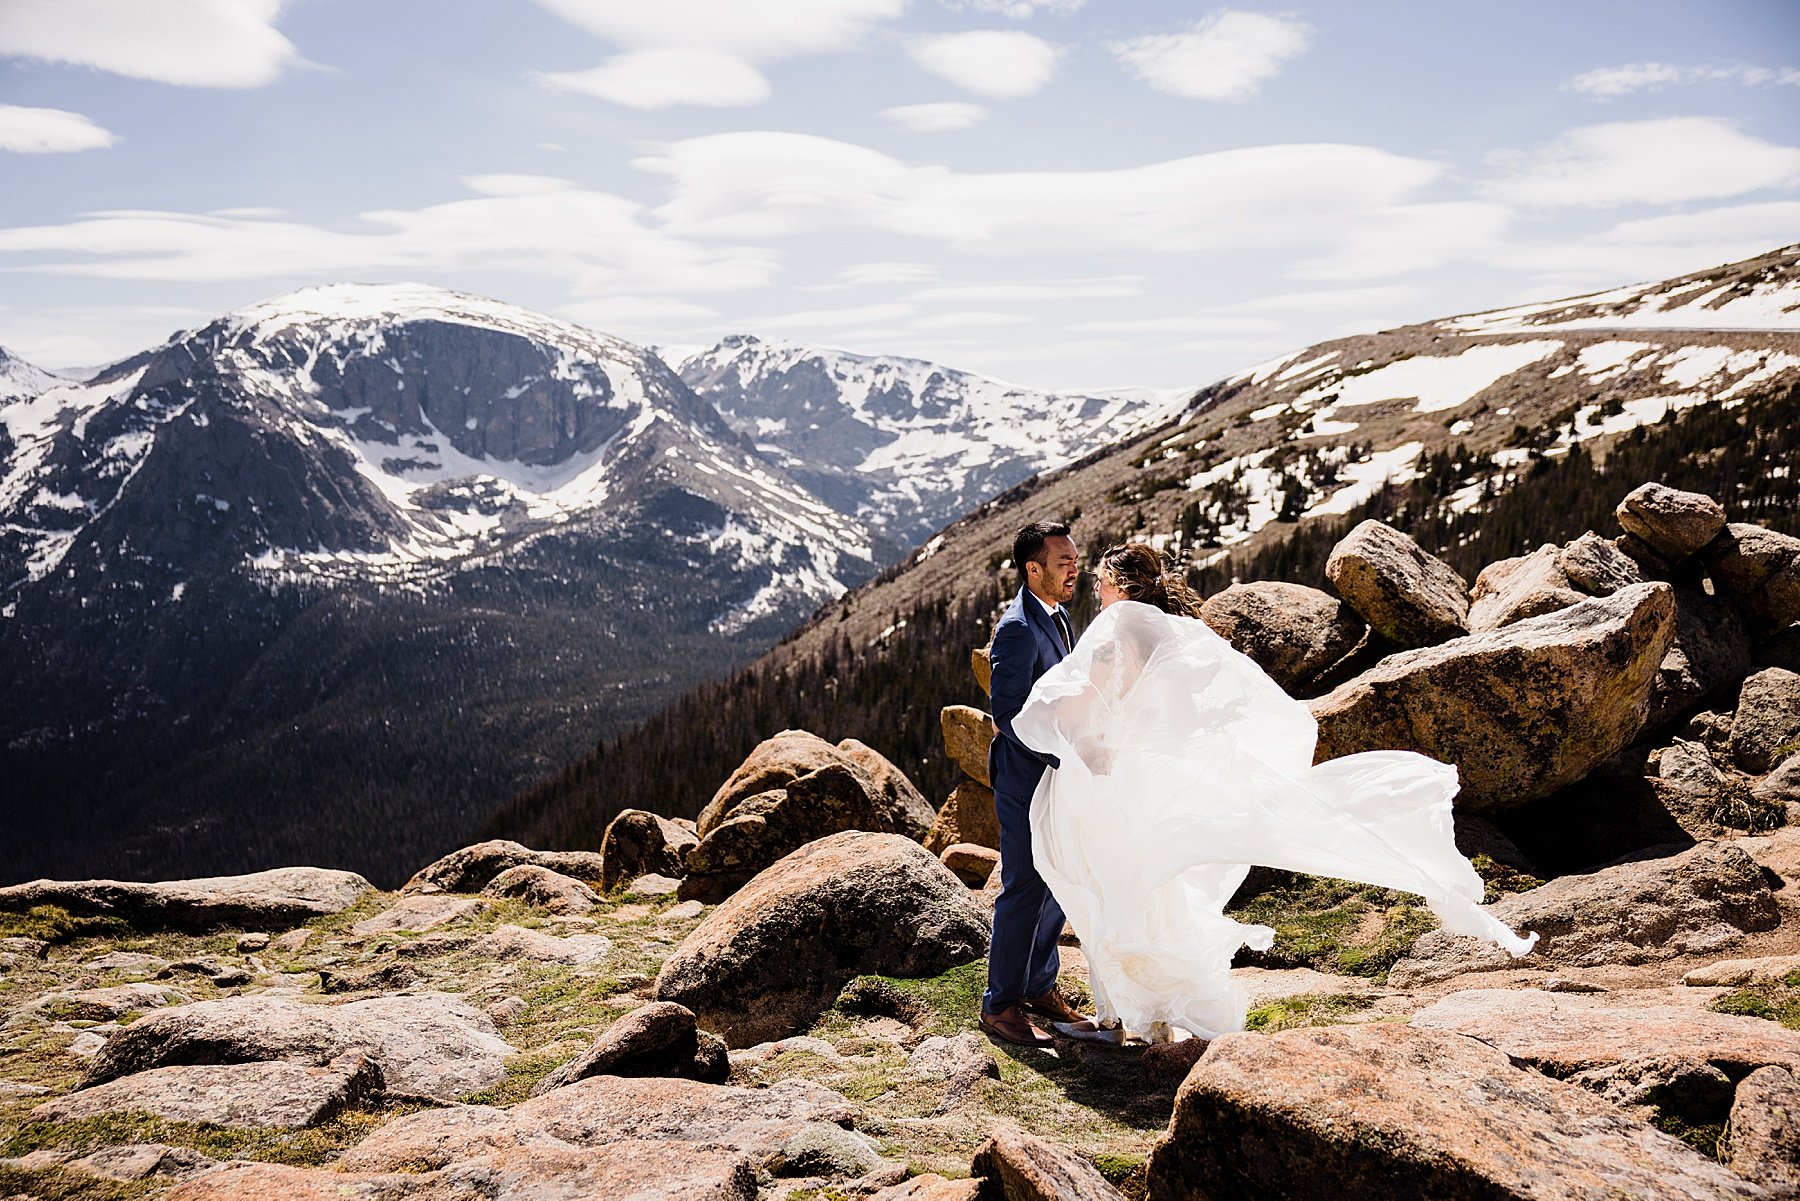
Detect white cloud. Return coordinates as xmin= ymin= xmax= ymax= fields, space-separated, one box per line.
xmin=0 ymin=302 xmax=213 ymax=371
xmin=1490 ymin=200 xmax=1800 ymax=286
xmin=531 ymin=0 xmax=904 ymax=59
xmin=640 ymin=131 xmax=1451 ymax=267
xmin=838 ymin=261 xmax=939 ymax=285
xmin=1110 ymin=10 xmax=1311 ymax=102
xmin=1484 ymin=117 xmax=1800 ymax=208
xmin=909 ymin=310 xmax=1031 ymax=330
xmin=1598 ymin=200 xmax=1800 ymax=249
xmin=879 ymin=102 xmax=989 ymax=131
xmin=1568 ymin=62 xmax=1800 ymax=98
xmin=940 ymin=0 xmax=1084 ymax=16
xmin=0 ymin=177 xmax=779 ymax=298
xmin=0 ymin=105 xmax=115 ymax=153
xmin=907 ymin=31 xmax=1062 ymax=98
xmin=1072 ymin=313 xmax=1285 ymax=335
xmin=529 ymin=0 xmax=903 ymax=107
xmin=0 ymin=0 xmax=300 ymax=88
xmin=754 ymin=302 xmax=918 ymax=329
xmin=536 ymin=50 xmax=770 ymax=108
xmin=558 ymin=294 xmax=720 ymax=335
xmin=906 ymin=277 xmax=1142 ymax=302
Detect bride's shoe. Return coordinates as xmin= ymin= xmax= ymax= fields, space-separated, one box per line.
xmin=1051 ymin=1018 xmax=1125 ymax=1044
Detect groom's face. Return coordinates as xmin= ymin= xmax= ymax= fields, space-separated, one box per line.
xmin=1032 ymin=535 xmax=1080 ymax=605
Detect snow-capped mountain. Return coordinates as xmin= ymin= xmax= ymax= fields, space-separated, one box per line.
xmin=0 ymin=346 xmax=62 ymax=403
xmin=721 ymin=243 xmax=1800 ymax=683
xmin=676 ymin=336 xmax=1187 ymax=554
xmin=2 ymin=285 xmax=869 ymax=623
xmin=1 ymin=284 xmax=874 ymax=885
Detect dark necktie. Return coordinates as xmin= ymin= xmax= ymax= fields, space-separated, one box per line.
xmin=1053 ymin=608 xmax=1072 ymax=653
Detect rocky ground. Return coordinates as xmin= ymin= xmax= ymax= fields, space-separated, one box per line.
xmin=9 ymin=829 xmax=1800 ymax=1200
xmin=5 ymin=481 xmax=1800 ymax=1200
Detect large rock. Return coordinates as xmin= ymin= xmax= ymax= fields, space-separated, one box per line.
xmin=166 ymin=1140 xmax=758 ymax=1201
xmin=1558 ymin=530 xmax=1647 ymax=595
xmin=1311 ymin=582 xmax=1678 ymax=813
xmin=940 ymin=705 xmax=996 ymax=787
xmin=81 ymin=993 xmax=514 ymax=1101
xmin=351 ymin=894 xmax=484 ymax=934
xmin=468 ymin=924 xmax=612 ymax=965
xmin=1389 ymin=842 xmax=1780 ymax=986
xmin=1411 ymin=989 xmax=1800 ymax=1085
xmin=1729 ymin=668 xmax=1800 ymax=775
xmin=941 ymin=843 xmax=1000 ymax=887
xmin=1144 ymin=1023 xmax=1758 ymax=1200
xmin=24 ymin=982 xmax=191 ymax=1021
xmin=1199 ymin=580 xmax=1366 ymax=689
xmin=1757 ymin=755 xmax=1800 ymax=805
xmin=1706 ymin=522 xmax=1800 ymax=631
xmin=1728 ymin=1065 xmax=1800 ymax=1195
xmin=529 ymin=1002 xmax=728 ymax=1095
xmin=972 ymin=1125 xmax=1125 ymax=1200
xmin=924 ymin=780 xmax=1001 ymax=854
xmin=685 ymin=731 xmax=936 ymax=900
xmin=32 ymin=1052 xmax=381 ymax=1128
xmin=1467 ymin=545 xmax=1584 ymax=633
xmin=656 ymin=831 xmax=990 ymax=1047
xmin=339 ymin=1075 xmax=856 ymax=1173
xmin=1616 ymin=483 xmax=1727 ymax=562
xmin=1647 ymin=587 xmax=1753 ymax=731
xmin=0 ymin=868 xmax=371 ymax=931
xmin=480 ymin=865 xmax=598 ymax=914
xmin=838 ymin=737 xmax=936 ymax=834
xmin=1324 ymin=519 xmax=1470 ymax=648
xmin=601 ymin=810 xmax=700 ymax=890
xmin=404 ymin=839 xmax=606 ymax=894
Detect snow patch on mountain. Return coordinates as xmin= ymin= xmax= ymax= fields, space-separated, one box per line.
xmin=0 ymin=348 xmax=63 ymax=404
xmin=678 ymin=335 xmax=1188 ymax=546
xmin=1448 ymin=258 xmax=1800 ymax=334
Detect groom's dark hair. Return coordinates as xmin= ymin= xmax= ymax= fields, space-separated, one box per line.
xmin=1013 ymin=520 xmax=1071 ymax=579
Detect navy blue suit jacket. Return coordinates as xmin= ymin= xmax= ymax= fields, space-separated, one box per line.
xmin=987 ymin=587 xmax=1072 ymax=801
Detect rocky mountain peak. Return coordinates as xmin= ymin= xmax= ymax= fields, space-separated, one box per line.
xmin=678 ymin=334 xmax=1187 ymax=551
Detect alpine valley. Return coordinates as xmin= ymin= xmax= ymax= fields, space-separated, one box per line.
xmin=0 ymin=285 xmax=1174 ymax=887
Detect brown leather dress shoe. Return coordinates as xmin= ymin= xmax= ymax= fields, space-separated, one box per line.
xmin=979 ymin=1003 xmax=1053 ymax=1047
xmin=1020 ymin=989 xmax=1089 ymax=1026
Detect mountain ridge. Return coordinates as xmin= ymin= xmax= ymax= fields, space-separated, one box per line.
xmin=486 ymin=244 xmax=1800 ymax=849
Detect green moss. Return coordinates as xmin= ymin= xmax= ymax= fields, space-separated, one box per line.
xmin=1654 ymin=1114 xmax=1726 ymax=1160
xmin=0 ymin=1163 xmax=151 ymax=1201
xmin=837 ymin=961 xmax=988 ymax=1038
xmin=460 ymin=1047 xmax=570 ymax=1107
xmin=0 ymin=906 xmax=127 ymax=945
xmin=1243 ymin=993 xmax=1375 ymax=1034
xmin=1228 ymin=875 xmax=1441 ymax=980
xmin=1094 ymin=1150 xmax=1148 ymax=1197
xmin=4 ymin=1101 xmax=427 ymax=1168
xmin=1469 ymin=855 xmax=1545 ymax=904
xmin=1710 ymin=981 xmax=1800 ymax=1029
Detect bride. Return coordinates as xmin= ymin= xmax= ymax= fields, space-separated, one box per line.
xmin=1012 ymin=542 xmax=1536 ymax=1041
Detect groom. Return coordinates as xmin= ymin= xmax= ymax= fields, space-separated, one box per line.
xmin=979 ymin=520 xmax=1090 ymax=1047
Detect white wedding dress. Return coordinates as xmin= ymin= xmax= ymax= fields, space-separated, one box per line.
xmin=1013 ymin=600 xmax=1536 ymax=1040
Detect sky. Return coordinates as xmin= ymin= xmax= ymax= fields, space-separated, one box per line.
xmin=1 ymin=0 xmax=1797 ymax=391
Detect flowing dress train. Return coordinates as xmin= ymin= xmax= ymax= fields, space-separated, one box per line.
xmin=1013 ymin=600 xmax=1536 ymax=1039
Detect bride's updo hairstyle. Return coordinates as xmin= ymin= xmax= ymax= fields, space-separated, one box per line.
xmin=1096 ymin=543 xmax=1206 ymax=619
